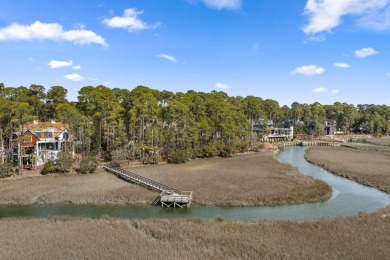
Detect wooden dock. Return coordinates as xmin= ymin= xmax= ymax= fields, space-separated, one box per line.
xmin=103 ymin=165 xmax=192 ymax=208
xmin=301 ymin=141 xmax=341 ymax=147
xmin=281 ymin=141 xmax=341 ymax=147
xmin=159 ymin=190 xmax=193 ymax=208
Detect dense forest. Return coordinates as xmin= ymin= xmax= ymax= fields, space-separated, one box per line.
xmin=0 ymin=83 xmax=389 ymax=164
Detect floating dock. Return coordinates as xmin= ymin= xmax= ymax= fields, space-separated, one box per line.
xmin=103 ymin=165 xmax=192 ymax=208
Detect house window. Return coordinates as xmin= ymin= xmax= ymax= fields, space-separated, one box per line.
xmin=44 ymin=132 xmax=53 ymax=138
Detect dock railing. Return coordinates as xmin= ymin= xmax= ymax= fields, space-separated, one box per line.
xmin=103 ymin=165 xmax=192 ymax=208
xmin=103 ymin=165 xmax=181 ymax=194
xmin=160 ymin=191 xmax=193 ymax=208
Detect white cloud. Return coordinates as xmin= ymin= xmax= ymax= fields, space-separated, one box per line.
xmin=290 ymin=65 xmax=325 ymax=76
xmin=305 ymin=34 xmax=326 ymax=43
xmin=331 ymin=89 xmax=340 ymax=94
xmin=48 ymin=60 xmax=73 ymax=69
xmin=103 ymin=8 xmax=160 ymax=32
xmin=72 ymin=65 xmax=81 ymax=70
xmin=215 ymin=82 xmax=229 ymax=89
xmin=334 ymin=62 xmax=351 ymax=68
xmin=0 ymin=21 xmax=107 ymax=46
xmin=202 ymin=0 xmax=242 ymax=10
xmin=302 ymin=0 xmax=390 ymax=34
xmin=312 ymin=87 xmax=328 ymax=93
xmin=64 ymin=73 xmax=85 ymax=81
xmin=356 ymin=5 xmax=390 ymax=30
xmin=73 ymin=23 xmax=86 ymax=30
xmin=157 ymin=53 xmax=177 ymax=63
xmin=354 ymin=47 xmax=379 ymax=57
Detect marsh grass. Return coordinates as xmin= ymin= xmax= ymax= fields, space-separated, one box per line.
xmin=367 ymin=136 xmax=390 ymax=146
xmin=1 ymin=212 xmax=389 ymax=259
xmin=342 ymin=143 xmax=390 ymax=153
xmin=0 ymin=152 xmax=330 ymax=206
xmin=123 ymin=152 xmax=331 ymax=206
xmin=305 ymin=146 xmax=390 ymax=193
xmin=0 ymin=172 xmax=156 ymax=205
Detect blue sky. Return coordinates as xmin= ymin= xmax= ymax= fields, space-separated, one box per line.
xmin=0 ymin=0 xmax=389 ymax=106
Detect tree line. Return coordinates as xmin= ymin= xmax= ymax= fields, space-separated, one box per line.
xmin=0 ymin=83 xmax=389 ymax=164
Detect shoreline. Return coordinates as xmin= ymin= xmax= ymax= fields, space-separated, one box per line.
xmin=0 ymin=150 xmax=331 ymax=207
xmin=305 ymin=146 xmax=390 ymax=194
xmin=0 ymin=206 xmax=389 ymax=259
xmin=1 ymin=146 xmax=389 ymax=258
xmin=305 ymin=155 xmax=390 ymax=194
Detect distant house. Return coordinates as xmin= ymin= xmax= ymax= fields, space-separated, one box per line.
xmin=18 ymin=130 xmax=40 ymax=169
xmin=324 ymin=119 xmax=338 ymax=135
xmin=305 ymin=121 xmax=316 ymax=134
xmin=263 ymin=126 xmax=294 ymax=142
xmin=251 ymin=118 xmax=273 ymax=132
xmin=284 ymin=119 xmax=305 ymax=135
xmin=17 ymin=120 xmax=71 ymax=168
xmin=283 ymin=119 xmax=304 ymax=128
xmin=250 ymin=118 xmax=294 ymax=142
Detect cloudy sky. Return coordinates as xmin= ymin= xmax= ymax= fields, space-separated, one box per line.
xmin=0 ymin=0 xmax=389 ymax=105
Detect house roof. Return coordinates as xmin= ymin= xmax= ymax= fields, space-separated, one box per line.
xmin=23 ymin=129 xmax=41 ymax=140
xmin=22 ymin=121 xmax=69 ymax=132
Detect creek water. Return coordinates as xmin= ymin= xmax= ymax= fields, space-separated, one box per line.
xmin=0 ymin=147 xmax=389 ymax=221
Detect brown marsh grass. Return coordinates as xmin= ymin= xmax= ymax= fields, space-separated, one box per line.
xmin=342 ymin=143 xmax=390 ymax=153
xmin=368 ymin=136 xmax=390 ymax=146
xmin=1 ymin=210 xmax=389 ymax=259
xmin=0 ymin=172 xmax=156 ymax=205
xmin=123 ymin=152 xmax=331 ymax=206
xmin=0 ymin=152 xmax=331 ymax=206
xmin=305 ymin=146 xmax=390 ymax=193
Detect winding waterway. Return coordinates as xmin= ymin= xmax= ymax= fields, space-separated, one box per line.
xmin=0 ymin=147 xmax=389 ymax=221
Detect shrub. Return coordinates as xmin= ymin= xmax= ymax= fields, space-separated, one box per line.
xmin=218 ymin=146 xmax=232 ymax=158
xmin=101 ymin=150 xmax=112 ymax=161
xmin=200 ymin=145 xmax=218 ymax=158
xmin=167 ymin=149 xmax=188 ymax=164
xmin=55 ymin=152 xmax=74 ymax=173
xmin=108 ymin=160 xmax=121 ymax=168
xmin=109 ymin=149 xmax=127 ymax=168
xmin=256 ymin=143 xmax=265 ymax=151
xmin=40 ymin=152 xmax=74 ymax=175
xmin=0 ymin=162 xmax=14 ymax=178
xmin=78 ymin=156 xmax=98 ymax=174
xmin=41 ymin=160 xmax=55 ymax=175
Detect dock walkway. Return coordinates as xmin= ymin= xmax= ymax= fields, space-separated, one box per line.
xmin=103 ymin=165 xmax=192 ymax=208
xmin=281 ymin=141 xmax=341 ymax=147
